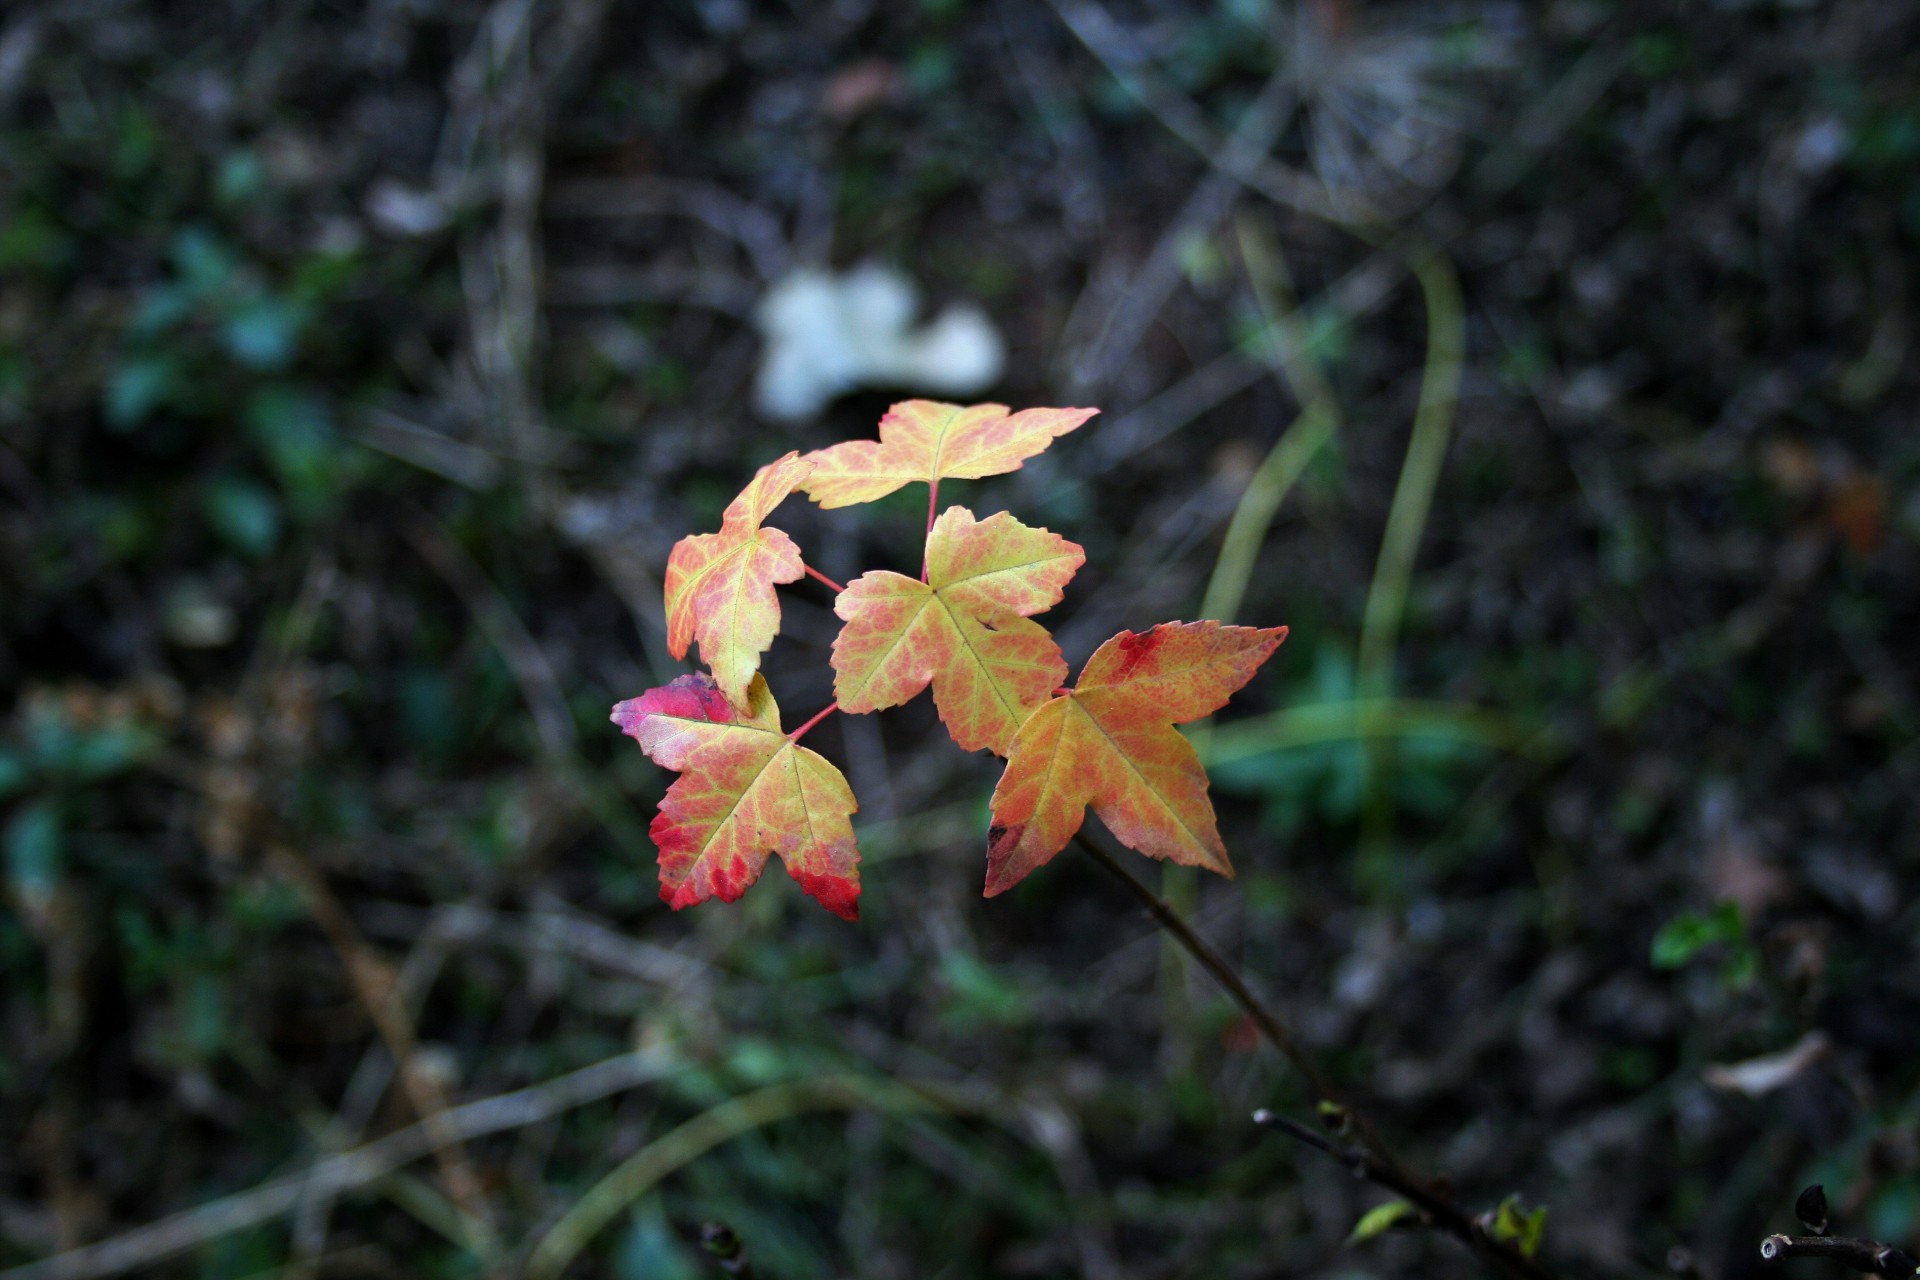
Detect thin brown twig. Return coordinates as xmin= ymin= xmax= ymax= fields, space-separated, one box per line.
xmin=405 ymin=517 xmax=574 ymax=759
xmin=272 ymin=848 xmax=498 ymax=1249
xmin=1761 ymin=1235 xmax=1918 ymax=1278
xmin=291 ymin=936 xmax=451 ymax=1273
xmin=1062 ymin=65 xmax=1298 ymax=396
xmin=1071 ymin=832 xmax=1335 ymax=1102
xmin=1072 ymin=831 xmax=1564 ymax=1280
xmin=543 ymin=177 xmax=790 ymax=280
xmin=1251 ymin=1110 xmax=1558 ymax=1280
xmin=223 ymin=551 xmax=499 ymax=1247
xmin=1043 ymin=0 xmax=1351 ymax=226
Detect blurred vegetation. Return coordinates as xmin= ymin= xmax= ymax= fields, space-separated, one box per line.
xmin=0 ymin=1 xmax=1916 ymax=1278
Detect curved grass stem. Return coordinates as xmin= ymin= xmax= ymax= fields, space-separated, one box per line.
xmin=1199 ymin=218 xmax=1344 ymax=628
xmin=1356 ymin=248 xmax=1464 ymax=701
xmin=526 ymin=1077 xmax=948 ymax=1279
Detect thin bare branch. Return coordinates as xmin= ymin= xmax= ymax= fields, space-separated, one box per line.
xmin=1074 ymin=832 xmax=1565 ymax=1280
xmin=1761 ymin=1235 xmax=1919 ymax=1278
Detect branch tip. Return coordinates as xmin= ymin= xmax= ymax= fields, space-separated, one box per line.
xmin=1795 ymin=1184 xmax=1830 ymax=1236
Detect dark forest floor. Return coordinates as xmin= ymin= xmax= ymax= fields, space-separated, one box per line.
xmin=1 ymin=2 xmax=1917 ymax=1277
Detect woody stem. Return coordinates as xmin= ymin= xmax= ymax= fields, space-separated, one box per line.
xmin=1071 ymin=832 xmax=1337 ymax=1101
xmin=787 ymin=702 xmax=839 ymax=743
xmin=804 ymin=565 xmax=846 ymax=594
xmin=1070 ymin=832 xmax=1563 ymax=1280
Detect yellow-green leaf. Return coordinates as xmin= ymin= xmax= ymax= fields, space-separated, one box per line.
xmin=831 ymin=507 xmax=1082 ymax=755
xmin=799 ymin=401 xmax=1097 ymax=508
xmin=1347 ymin=1200 xmax=1420 ymax=1246
xmin=664 ymin=453 xmax=813 ymax=709
xmin=1491 ymin=1196 xmax=1548 ymax=1259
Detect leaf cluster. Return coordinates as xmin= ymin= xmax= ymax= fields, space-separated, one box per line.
xmin=614 ymin=401 xmax=1287 ymax=918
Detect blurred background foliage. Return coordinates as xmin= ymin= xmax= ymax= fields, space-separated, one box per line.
xmin=0 ymin=1 xmax=1916 ymax=1277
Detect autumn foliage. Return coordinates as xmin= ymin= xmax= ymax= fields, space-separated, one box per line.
xmin=614 ymin=400 xmax=1287 ymax=918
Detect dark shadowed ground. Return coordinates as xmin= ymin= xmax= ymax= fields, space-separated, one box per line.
xmin=1 ymin=2 xmax=1917 ymax=1277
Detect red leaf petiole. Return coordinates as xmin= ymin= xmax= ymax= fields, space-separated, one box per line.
xmin=787 ymin=701 xmax=839 ymax=743
xmin=804 ymin=564 xmax=847 ymax=594
xmin=921 ymin=478 xmax=939 ymax=583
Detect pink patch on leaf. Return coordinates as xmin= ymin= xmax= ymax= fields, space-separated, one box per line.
xmin=1107 ymin=627 xmax=1164 ymax=681
xmin=611 ymin=672 xmax=740 ymax=769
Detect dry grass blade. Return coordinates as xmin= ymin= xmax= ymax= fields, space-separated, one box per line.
xmin=1356 ymin=249 xmax=1464 ymax=701
xmin=272 ymin=848 xmax=499 ymax=1251
xmin=0 ymin=1049 xmax=684 ymax=1280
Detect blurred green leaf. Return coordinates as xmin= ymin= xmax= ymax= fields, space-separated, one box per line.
xmin=291 ymin=246 xmax=362 ymax=300
xmin=91 ymin=495 xmax=153 ymax=563
xmin=0 ymin=207 xmax=73 ymax=272
xmin=222 ymin=295 xmax=306 ymax=370
xmin=613 ymin=1200 xmax=702 ymax=1280
xmin=1650 ymin=901 xmax=1746 ymax=970
xmin=64 ymin=725 xmax=155 ymax=781
xmin=205 ymin=476 xmax=282 ymax=557
xmin=172 ymin=227 xmax=238 ymax=291
xmin=399 ymin=666 xmax=462 ymax=758
xmin=1347 ymin=1198 xmax=1419 ymax=1245
xmin=182 ymin=970 xmax=228 ymax=1061
xmin=4 ymin=800 xmax=62 ymax=905
xmin=172 ymin=229 xmax=238 ymax=291
xmin=105 ymin=356 xmax=181 ymax=430
xmin=939 ymin=951 xmax=1030 ymax=1029
xmin=1491 ymin=1195 xmax=1548 ymax=1259
xmin=129 ymin=283 xmax=197 ymax=337
xmin=225 ymin=878 xmax=304 ymax=933
xmin=196 ymin=1225 xmax=279 ymax=1280
xmin=245 ymin=385 xmax=339 ymax=509
xmin=724 ymin=1039 xmax=794 ymax=1087
xmin=1868 ymin=1177 xmax=1920 ymax=1245
xmin=215 ymin=151 xmax=264 ymax=206
xmin=0 ymin=751 xmax=27 ymax=800
xmin=905 ymin=43 xmax=955 ymax=95
xmin=1601 ymin=1046 xmax=1659 ymax=1089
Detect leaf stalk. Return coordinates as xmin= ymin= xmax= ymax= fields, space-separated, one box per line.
xmin=804 ymin=564 xmax=847 ymax=594
xmin=921 ymin=477 xmax=940 ymax=582
xmin=788 ymin=701 xmax=839 ymax=744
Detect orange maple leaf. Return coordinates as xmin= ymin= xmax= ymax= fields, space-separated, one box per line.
xmin=798 ymin=401 xmax=1098 ymax=508
xmin=831 ymin=507 xmax=1083 ymax=754
xmin=664 ymin=453 xmax=814 ymax=710
xmin=612 ymin=672 xmax=861 ymax=919
xmin=984 ymin=621 xmax=1287 ymax=896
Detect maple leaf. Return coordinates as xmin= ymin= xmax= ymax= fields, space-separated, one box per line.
xmin=831 ymin=506 xmax=1083 ymax=754
xmin=984 ymin=621 xmax=1287 ymax=896
xmin=611 ymin=672 xmax=861 ymax=919
xmin=798 ymin=400 xmax=1098 ymax=508
xmin=664 ymin=453 xmax=814 ymax=710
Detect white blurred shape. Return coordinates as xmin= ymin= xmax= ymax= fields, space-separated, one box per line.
xmin=753 ymin=263 xmax=1004 ymax=421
